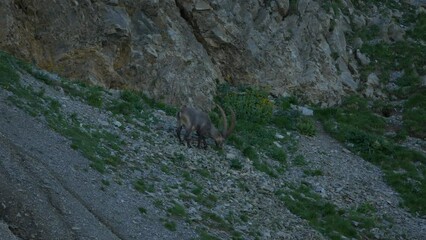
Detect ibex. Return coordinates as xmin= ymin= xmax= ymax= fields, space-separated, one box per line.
xmin=176 ymin=105 xmax=236 ymax=149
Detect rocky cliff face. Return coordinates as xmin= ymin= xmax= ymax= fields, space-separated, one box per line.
xmin=0 ymin=0 xmax=424 ymax=108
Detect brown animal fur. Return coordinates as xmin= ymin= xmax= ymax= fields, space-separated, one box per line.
xmin=176 ymin=105 xmax=235 ymax=148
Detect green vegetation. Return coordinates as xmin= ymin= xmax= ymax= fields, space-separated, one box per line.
xmin=229 ymin=159 xmax=243 ymax=170
xmin=296 ymin=116 xmax=317 ymax=136
xmin=288 ymin=0 xmax=299 ymax=15
xmin=134 ymin=179 xmax=155 ymax=193
xmin=303 ymin=169 xmax=323 ymax=177
xmin=138 ymin=207 xmax=147 ymax=214
xmin=101 ymin=179 xmax=110 ymax=186
xmin=277 ymin=183 xmax=379 ymax=239
xmin=318 ymin=1 xmax=426 ymax=217
xmin=0 ymin=52 xmax=19 ymax=89
xmin=218 ymin=85 xmax=273 ymax=125
xmin=293 ymin=154 xmax=307 ymax=166
xmin=360 ymin=42 xmax=425 ymax=93
xmin=322 ymin=0 xmax=345 ymax=15
xmin=316 ymin=95 xmax=426 ymax=215
xmin=197 ymin=230 xmax=221 ymax=240
xmin=201 ymin=212 xmax=233 ymax=233
xmin=403 ymin=88 xmax=426 ymax=139
xmin=0 ymin=51 xmax=183 ymax=177
xmin=2 ymin=2 xmax=426 ymax=235
xmin=1 ymin=52 xmax=124 ymax=174
xmin=163 ymin=219 xmax=177 ymax=231
xmin=107 ymin=88 xmax=177 ymax=118
xmin=167 ymin=203 xmax=187 ymax=218
xmin=352 ymin=0 xmax=411 ymax=13
xmin=407 ymin=12 xmax=426 ymax=41
xmin=216 ymin=85 xmax=303 ymax=177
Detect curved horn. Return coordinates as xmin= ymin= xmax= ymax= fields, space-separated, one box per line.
xmin=225 ymin=108 xmax=236 ymax=138
xmin=216 ymin=104 xmax=228 ymax=137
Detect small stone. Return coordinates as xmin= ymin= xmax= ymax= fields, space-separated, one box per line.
xmin=275 ymin=133 xmax=284 ymax=139
xmin=300 ymin=106 xmax=314 ymax=116
xmin=226 ymin=153 xmax=236 ymax=160
xmin=342 ymin=148 xmax=351 ymax=153
xmin=260 ymin=183 xmax=274 ymax=193
xmin=113 ymin=120 xmax=122 ymax=128
xmin=274 ymin=141 xmax=282 ymax=148
xmin=371 ymin=228 xmax=385 ymax=239
xmin=356 ymin=49 xmax=371 ymax=65
xmin=313 ymin=185 xmax=327 ymax=197
xmin=261 ymin=229 xmax=271 ymax=238
xmin=421 ymin=75 xmax=426 ymax=87
xmin=98 ymin=119 xmax=109 ymax=126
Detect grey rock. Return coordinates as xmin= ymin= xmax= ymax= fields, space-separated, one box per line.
xmin=275 ymin=133 xmax=285 ymax=139
xmin=352 ymin=37 xmax=364 ymax=49
xmin=387 ymin=23 xmax=405 ymax=42
xmin=352 ymin=14 xmax=366 ymax=29
xmin=367 ymin=72 xmax=380 ymax=86
xmin=113 ymin=120 xmax=122 ymax=128
xmin=0 ymin=221 xmax=20 ymax=240
xmin=421 ymin=75 xmax=426 ymax=86
xmin=194 ymin=0 xmax=212 ymax=11
xmin=292 ymin=105 xmax=314 ymax=116
xmin=0 ymin=0 xmax=354 ymax=108
xmin=356 ymin=49 xmax=371 ymax=66
xmin=337 ymin=57 xmax=358 ymax=91
xmin=98 ymin=119 xmax=109 ymax=126
xmin=226 ymin=153 xmax=237 ymax=160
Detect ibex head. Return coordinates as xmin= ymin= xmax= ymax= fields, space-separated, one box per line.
xmin=176 ymin=104 xmax=236 ymax=149
xmin=213 ymin=104 xmax=235 ymax=147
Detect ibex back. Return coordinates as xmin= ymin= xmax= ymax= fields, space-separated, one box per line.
xmin=176 ymin=105 xmax=235 ymax=148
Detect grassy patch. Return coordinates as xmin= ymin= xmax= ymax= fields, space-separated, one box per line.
xmin=1 ymin=51 xmax=127 ymax=174
xmin=197 ymin=194 xmax=218 ymax=209
xmin=107 ymin=90 xmax=146 ymax=116
xmin=288 ymin=0 xmax=298 ymax=15
xmin=407 ymin=12 xmax=426 ymax=41
xmin=0 ymin=52 xmax=20 ymax=89
xmin=201 ymin=212 xmax=234 ymax=233
xmin=168 ymin=203 xmax=187 ymax=218
xmin=403 ymin=88 xmax=426 ymax=139
xmin=277 ymin=183 xmax=379 ymax=239
xmin=138 ymin=207 xmax=147 ymax=214
xmin=163 ymin=219 xmax=177 ymax=231
xmin=322 ymin=0 xmax=345 ymax=15
xmin=316 ymin=95 xmax=426 ymax=215
xmin=318 ymin=96 xmax=386 ymax=134
xmin=134 ymin=179 xmax=155 ymax=193
xmin=216 ymin=85 xmax=297 ymax=176
xmin=107 ymin=89 xmax=177 ymax=116
xmin=229 ymin=159 xmax=243 ymax=170
xmin=304 ymin=169 xmax=323 ymax=176
xmin=360 ymin=41 xmax=425 ymax=95
xmin=101 ymin=179 xmax=110 ymax=186
xmin=197 ymin=230 xmax=221 ymax=240
xmin=296 ymin=116 xmax=317 ymax=136
xmin=293 ymin=155 xmax=307 ymax=166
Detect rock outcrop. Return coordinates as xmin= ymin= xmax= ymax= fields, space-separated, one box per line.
xmin=1 ymin=0 xmax=219 ymax=109
xmin=0 ymin=0 xmax=422 ymax=108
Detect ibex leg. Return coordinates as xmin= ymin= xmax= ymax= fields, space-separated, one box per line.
xmin=184 ymin=127 xmax=192 ymax=147
xmin=176 ymin=125 xmax=184 ymax=144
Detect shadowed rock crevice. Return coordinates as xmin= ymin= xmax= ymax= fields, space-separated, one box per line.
xmin=175 ymin=0 xmax=206 ymax=48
